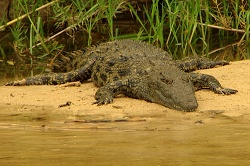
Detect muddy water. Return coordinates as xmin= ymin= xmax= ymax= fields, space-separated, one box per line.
xmin=1 ymin=111 xmax=250 ymax=166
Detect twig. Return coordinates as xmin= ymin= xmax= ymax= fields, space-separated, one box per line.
xmin=58 ymin=101 xmax=73 ymax=108
xmin=0 ymin=0 xmax=61 ymax=31
xmin=59 ymin=81 xmax=81 ymax=87
xmin=32 ymin=4 xmax=100 ymax=49
xmin=31 ymin=25 xmax=76 ymax=48
xmin=198 ymin=22 xmax=246 ymax=33
xmin=207 ymin=40 xmax=244 ymax=55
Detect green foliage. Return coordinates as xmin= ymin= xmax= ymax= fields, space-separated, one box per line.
xmin=128 ymin=0 xmax=166 ymax=47
xmin=0 ymin=0 xmax=249 ymax=69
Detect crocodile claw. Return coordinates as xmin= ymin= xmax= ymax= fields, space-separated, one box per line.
xmin=93 ymin=97 xmax=113 ymax=106
xmin=215 ymin=87 xmax=238 ymax=95
xmin=94 ymin=86 xmax=114 ymax=106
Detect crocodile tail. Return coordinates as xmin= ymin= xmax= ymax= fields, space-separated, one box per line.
xmin=5 ymin=67 xmax=92 ymax=86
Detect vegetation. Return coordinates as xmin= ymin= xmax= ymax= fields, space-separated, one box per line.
xmin=0 ymin=0 xmax=249 ymax=75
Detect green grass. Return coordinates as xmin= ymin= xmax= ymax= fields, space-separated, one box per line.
xmin=0 ymin=0 xmax=249 ymax=70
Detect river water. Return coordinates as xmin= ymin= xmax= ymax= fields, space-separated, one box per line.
xmin=0 ymin=111 xmax=250 ymax=166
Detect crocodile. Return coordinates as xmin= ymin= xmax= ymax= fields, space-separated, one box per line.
xmin=5 ymin=39 xmax=238 ymax=111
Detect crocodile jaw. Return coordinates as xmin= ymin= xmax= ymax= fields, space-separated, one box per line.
xmin=153 ymin=90 xmax=198 ymax=111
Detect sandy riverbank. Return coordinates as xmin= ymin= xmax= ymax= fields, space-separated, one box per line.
xmin=0 ymin=60 xmax=249 ymax=125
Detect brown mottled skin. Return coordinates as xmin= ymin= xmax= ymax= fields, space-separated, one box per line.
xmin=5 ymin=39 xmax=238 ymax=111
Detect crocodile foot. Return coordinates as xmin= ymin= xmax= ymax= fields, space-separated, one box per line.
xmin=93 ymin=89 xmax=114 ymax=105
xmin=214 ymin=87 xmax=238 ymax=95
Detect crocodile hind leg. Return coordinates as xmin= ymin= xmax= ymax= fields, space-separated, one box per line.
xmin=189 ymin=73 xmax=238 ymax=94
xmin=176 ymin=57 xmax=229 ymax=72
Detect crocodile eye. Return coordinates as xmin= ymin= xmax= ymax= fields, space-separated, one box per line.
xmin=161 ymin=78 xmax=173 ymax=84
xmin=182 ymin=77 xmax=190 ymax=83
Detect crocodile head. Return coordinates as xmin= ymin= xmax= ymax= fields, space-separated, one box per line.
xmin=146 ymin=67 xmax=198 ymax=111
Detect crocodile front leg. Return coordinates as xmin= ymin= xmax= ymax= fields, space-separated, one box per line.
xmin=93 ymin=78 xmax=143 ymax=105
xmin=94 ymin=85 xmax=116 ymax=105
xmin=189 ymin=73 xmax=238 ymax=94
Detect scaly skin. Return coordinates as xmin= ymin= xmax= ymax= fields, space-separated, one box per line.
xmin=5 ymin=39 xmax=238 ymax=111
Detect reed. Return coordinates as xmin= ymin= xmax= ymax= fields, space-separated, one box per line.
xmin=0 ymin=0 xmax=249 ymax=68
